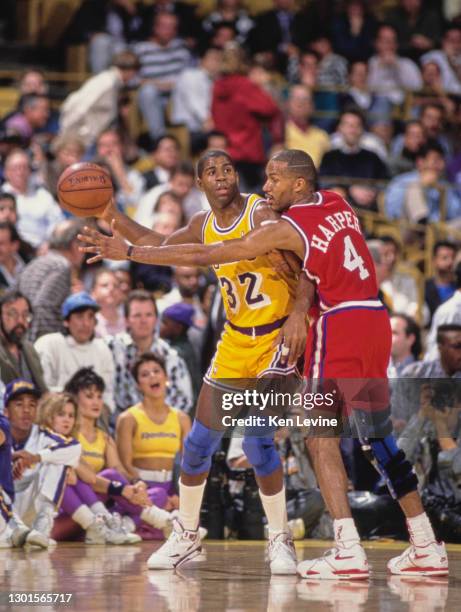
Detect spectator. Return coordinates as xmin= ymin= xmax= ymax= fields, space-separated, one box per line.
xmin=6 ymin=380 xmax=81 ymax=549
xmin=201 ymin=0 xmax=254 ymax=46
xmin=171 ymin=47 xmax=223 ymax=154
xmin=330 ymin=0 xmax=377 ymax=63
xmin=212 ymin=43 xmax=281 ymax=191
xmin=289 ymin=49 xmax=319 ymax=88
xmin=0 ymin=290 xmax=47 ymax=391
xmin=207 ymin=21 xmax=238 ymax=50
xmin=425 ymin=241 xmax=457 ymax=323
xmin=92 ymin=268 xmax=126 ymax=338
xmin=248 ymin=0 xmax=320 ymax=73
xmin=141 ymin=135 xmax=181 ymax=191
xmin=157 ymin=264 xmax=206 ymax=355
xmin=62 ymin=367 xmax=171 ymax=539
xmin=341 ymin=61 xmax=393 ymax=131
xmin=283 ymin=85 xmax=330 ymax=168
xmin=2 ymin=149 xmax=64 ymax=248
xmin=388 ymin=313 xmax=421 ymax=378
xmin=379 ymin=235 xmax=420 ymax=320
xmin=34 ymin=292 xmax=116 ymax=411
xmin=116 ymin=353 xmax=191 ymax=535
xmin=5 ymin=94 xmax=50 ymax=143
xmin=421 ymin=25 xmax=461 ymax=95
xmin=94 ymin=129 xmax=145 ymax=214
xmin=114 ymin=268 xmax=132 ymax=302
xmin=107 ymin=290 xmax=194 ymax=421
xmin=157 ymin=266 xmax=205 ymax=320
xmin=16 ymin=69 xmax=48 ymax=96
xmin=414 ymin=62 xmax=457 ymax=121
xmin=426 ymin=263 xmax=461 ymax=361
xmin=367 ymin=239 xmax=392 ymax=311
xmin=42 ymin=134 xmax=85 ymax=200
xmin=59 ymin=51 xmax=140 ymax=149
xmin=389 ymin=120 xmax=426 ymax=176
xmin=204 ymin=130 xmax=229 ymax=153
xmin=18 ymin=219 xmax=84 ymax=342
xmin=133 ymin=12 xmax=192 ymax=140
xmin=367 ymin=24 xmax=422 ymax=106
xmin=0 ymin=192 xmax=17 ymax=224
xmin=310 ymin=35 xmax=348 ymax=88
xmin=385 ymin=143 xmax=461 ymax=224
xmin=386 ymin=0 xmax=443 ymax=59
xmin=40 ymin=391 xmax=141 ymax=545
xmin=0 ymin=221 xmax=25 ymax=289
xmin=88 ymin=0 xmax=146 ymax=74
xmin=392 ymin=324 xmax=461 ymax=428
xmin=419 ymin=103 xmax=452 ymax=157
xmin=160 ymin=304 xmax=201 ymax=399
xmin=135 ymin=162 xmax=206 ymax=228
xmin=319 ymin=109 xmax=388 ymax=211
xmin=142 ymin=0 xmax=201 ymax=47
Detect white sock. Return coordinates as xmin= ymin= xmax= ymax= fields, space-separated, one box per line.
xmin=179 ymin=479 xmax=206 ymax=531
xmin=334 ymin=518 xmax=361 ymax=547
xmin=72 ymin=505 xmax=95 ymax=530
xmin=407 ymin=512 xmax=436 ymax=547
xmin=259 ymin=487 xmax=288 ymax=535
xmin=0 ymin=515 xmax=6 ymax=534
xmin=90 ymin=502 xmax=110 ymax=517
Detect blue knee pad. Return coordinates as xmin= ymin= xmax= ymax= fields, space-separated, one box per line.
xmin=181 ymin=421 xmax=223 ymax=475
xmin=366 ymin=435 xmax=418 ymax=499
xmin=242 ymin=436 xmax=281 ymax=477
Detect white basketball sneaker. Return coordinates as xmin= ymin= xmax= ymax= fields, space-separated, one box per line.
xmin=0 ymin=524 xmax=12 ymax=548
xmin=147 ymin=519 xmax=202 ymax=569
xmin=297 ymin=543 xmax=370 ymax=580
xmin=267 ymin=531 xmax=298 ymax=575
xmin=387 ymin=541 xmax=448 ymax=576
xmin=26 ymin=508 xmax=55 ymax=549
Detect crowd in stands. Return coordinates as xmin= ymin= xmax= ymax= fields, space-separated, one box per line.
xmin=1 ymin=0 xmax=461 ymax=547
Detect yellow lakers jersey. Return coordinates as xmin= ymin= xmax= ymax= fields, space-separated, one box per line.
xmin=202 ymin=193 xmax=296 ymax=328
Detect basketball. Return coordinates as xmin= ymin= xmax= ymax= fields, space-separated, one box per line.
xmin=57 ymin=162 xmax=113 ymax=217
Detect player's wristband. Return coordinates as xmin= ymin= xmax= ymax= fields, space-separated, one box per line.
xmin=126 ymin=245 xmax=134 ymax=260
xmin=108 ymin=480 xmax=124 ymax=496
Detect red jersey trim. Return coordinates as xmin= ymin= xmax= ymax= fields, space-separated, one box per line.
xmin=288 ymin=191 xmax=324 ymax=208
xmin=281 ymin=214 xmax=310 ymax=268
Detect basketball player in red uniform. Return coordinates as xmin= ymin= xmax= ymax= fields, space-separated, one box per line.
xmin=80 ymin=149 xmax=448 ymax=580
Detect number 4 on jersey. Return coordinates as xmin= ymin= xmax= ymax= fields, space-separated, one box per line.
xmin=343 ymin=235 xmax=370 ymax=280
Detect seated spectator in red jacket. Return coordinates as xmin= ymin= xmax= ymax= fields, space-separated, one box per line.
xmin=211 ymin=43 xmax=282 ymax=191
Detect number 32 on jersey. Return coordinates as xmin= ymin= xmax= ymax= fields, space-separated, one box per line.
xmin=219 ymin=272 xmax=271 ymax=313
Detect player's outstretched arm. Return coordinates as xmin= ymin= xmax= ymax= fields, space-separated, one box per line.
xmin=98 ymin=198 xmax=205 ymax=247
xmin=79 ymin=218 xmax=305 ymax=266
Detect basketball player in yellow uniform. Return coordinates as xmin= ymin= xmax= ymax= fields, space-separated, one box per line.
xmin=80 ymin=151 xmax=308 ymax=573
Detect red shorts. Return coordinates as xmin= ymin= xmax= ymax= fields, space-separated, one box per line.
xmin=304 ymin=301 xmax=392 ymax=415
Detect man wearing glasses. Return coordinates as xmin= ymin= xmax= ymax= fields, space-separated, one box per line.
xmin=0 ymin=290 xmax=47 ymax=393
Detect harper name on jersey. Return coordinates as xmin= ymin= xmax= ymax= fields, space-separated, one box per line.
xmin=282 ymin=190 xmax=378 ymax=311
xmin=203 ymin=193 xmax=297 ymax=328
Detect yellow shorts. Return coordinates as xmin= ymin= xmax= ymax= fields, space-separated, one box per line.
xmin=204 ymin=322 xmax=297 ymax=388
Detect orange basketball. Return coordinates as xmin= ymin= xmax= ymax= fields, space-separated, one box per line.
xmin=57 ymin=162 xmax=113 ymax=217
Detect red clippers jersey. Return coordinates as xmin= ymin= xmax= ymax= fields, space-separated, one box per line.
xmin=282 ymin=190 xmax=378 ymax=310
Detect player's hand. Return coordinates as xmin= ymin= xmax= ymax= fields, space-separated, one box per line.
xmin=99 ymin=196 xmax=118 ymax=222
xmin=274 ymin=311 xmax=307 ymax=366
xmin=267 ymin=249 xmax=301 ymax=277
xmin=78 ymin=220 xmax=129 ymax=263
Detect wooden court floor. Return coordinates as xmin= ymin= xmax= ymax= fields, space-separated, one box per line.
xmin=1 ymin=540 xmax=460 ymax=611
